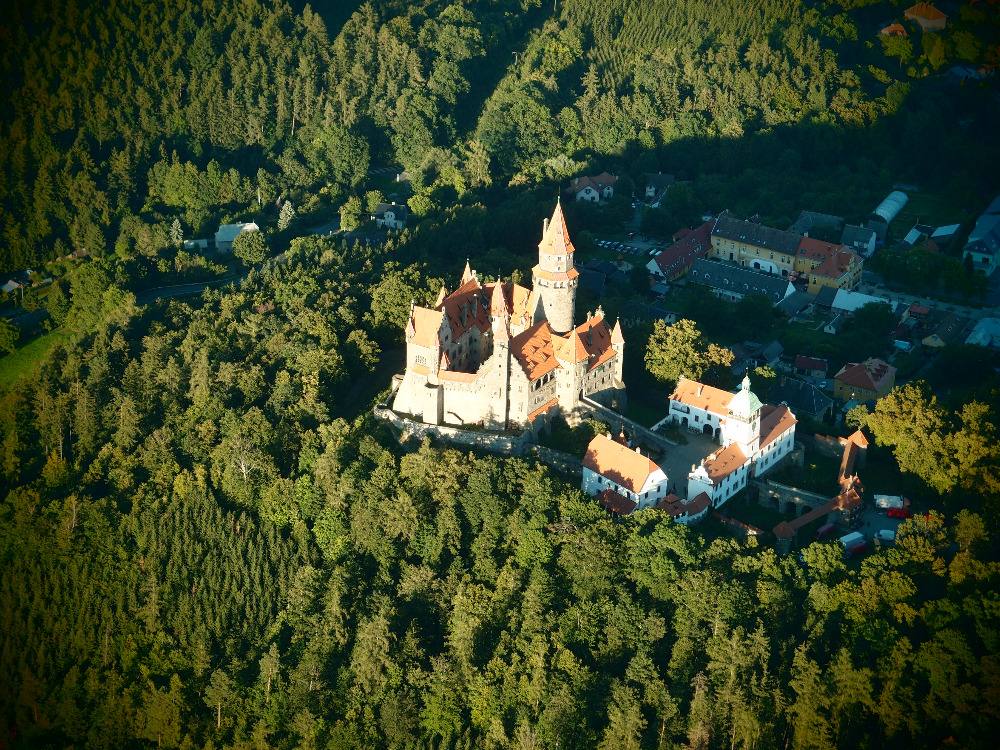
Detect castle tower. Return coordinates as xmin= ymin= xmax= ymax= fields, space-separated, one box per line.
xmin=489 ymin=281 xmax=511 ymax=428
xmin=611 ymin=317 xmax=625 ymax=384
xmin=532 ymin=199 xmax=579 ymax=333
xmin=724 ymin=374 xmax=762 ymax=456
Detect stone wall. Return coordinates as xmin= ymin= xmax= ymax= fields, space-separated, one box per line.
xmin=375 ymin=405 xmax=533 ymax=455
xmin=579 ymin=396 xmax=677 ymax=452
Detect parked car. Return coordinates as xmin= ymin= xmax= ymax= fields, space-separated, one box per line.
xmin=887 ymin=507 xmax=913 ymax=519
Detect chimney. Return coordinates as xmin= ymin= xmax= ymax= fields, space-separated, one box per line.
xmin=697 ymin=385 xmax=704 ymax=396
xmin=634 ymin=446 xmax=641 ymax=455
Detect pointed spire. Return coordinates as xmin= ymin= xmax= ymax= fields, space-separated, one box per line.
xmin=540 ymin=198 xmax=575 ymax=257
xmin=461 ymin=259 xmax=474 ymax=285
xmin=434 ymin=285 xmax=447 ymax=307
xmin=741 ymin=374 xmax=751 ymax=391
xmin=490 ymin=279 xmax=509 ymax=317
xmin=611 ymin=318 xmax=625 ymax=344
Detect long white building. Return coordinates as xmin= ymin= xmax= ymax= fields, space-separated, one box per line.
xmin=666 ymin=375 xmax=797 ymax=507
xmin=582 ymin=433 xmax=670 ymax=512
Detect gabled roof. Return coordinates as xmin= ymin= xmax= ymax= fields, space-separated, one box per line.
xmin=831 ymin=288 xmax=890 ymax=313
xmin=794 ymin=355 xmax=828 ymax=373
xmin=759 ymin=404 xmax=797 ymax=448
xmin=772 ymin=378 xmax=832 ymax=419
xmin=652 ymin=220 xmax=713 ymax=278
xmin=584 ymin=434 xmax=663 ymax=493
xmin=712 ymin=213 xmax=801 ymax=256
xmin=644 ymin=172 xmax=676 ymax=190
xmin=408 ymin=306 xmax=444 ymax=348
xmin=216 ymin=222 xmax=259 ymax=243
xmin=905 ymin=2 xmax=946 ymax=21
xmin=834 ymin=358 xmax=896 ymax=391
xmin=569 ymin=172 xmax=618 ymax=195
xmin=689 ymin=259 xmax=792 ymax=302
xmin=788 ymin=210 xmax=844 ymax=236
xmin=701 ymin=443 xmax=749 ymax=481
xmin=597 ymin=488 xmax=637 ymax=515
xmin=670 ymin=377 xmax=734 ymax=416
xmin=840 ymin=224 xmax=876 ymax=247
xmin=374 ymin=202 xmax=408 ymax=220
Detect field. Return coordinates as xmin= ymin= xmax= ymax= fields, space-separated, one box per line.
xmin=0 ymin=329 xmax=71 ymax=388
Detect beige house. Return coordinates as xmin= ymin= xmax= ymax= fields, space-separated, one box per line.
xmin=709 ymin=212 xmax=801 ymax=277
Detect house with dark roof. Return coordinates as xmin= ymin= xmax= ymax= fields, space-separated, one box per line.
xmin=833 ymin=358 xmax=897 ymax=402
xmin=772 ymin=377 xmax=834 ymax=421
xmin=373 ymin=202 xmax=408 ymax=230
xmin=644 ymin=172 xmax=676 ymax=201
xmin=788 ymin=210 xmax=844 ymax=239
xmin=709 ymin=212 xmax=802 ymax=277
xmin=840 ymin=224 xmax=877 ymax=257
xmin=776 ymin=290 xmax=815 ymax=318
xmin=794 ymin=355 xmax=828 ymax=378
xmin=688 ymin=258 xmax=795 ymax=304
xmin=921 ymin=313 xmax=965 ymax=348
xmin=963 ymin=196 xmax=1000 ymax=276
xmin=646 ymin=220 xmax=713 ymax=281
xmin=814 ymin=285 xmax=839 ymax=310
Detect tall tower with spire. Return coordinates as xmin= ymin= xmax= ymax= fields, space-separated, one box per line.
xmin=532 ymin=199 xmax=579 ymax=334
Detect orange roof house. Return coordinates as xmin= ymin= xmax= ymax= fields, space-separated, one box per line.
xmin=833 ymin=358 xmax=897 ymax=402
xmin=583 ymin=433 xmax=665 ymax=494
xmin=904 ymin=3 xmax=947 ymax=31
xmin=880 ymin=23 xmax=908 ymax=37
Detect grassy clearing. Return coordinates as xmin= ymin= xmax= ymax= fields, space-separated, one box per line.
xmin=889 ymin=191 xmax=976 ymax=246
xmin=0 ymin=328 xmax=72 ymax=388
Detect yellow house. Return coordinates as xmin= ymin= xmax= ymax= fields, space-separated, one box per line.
xmin=709 ymin=213 xmax=800 ymax=277
xmin=794 ymin=237 xmax=863 ymax=295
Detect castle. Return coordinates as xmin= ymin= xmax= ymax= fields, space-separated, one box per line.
xmin=391 ymin=200 xmax=626 ymax=430
xmin=665 ymin=375 xmax=797 ymax=507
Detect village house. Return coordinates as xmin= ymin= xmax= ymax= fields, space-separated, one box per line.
xmin=643 ymin=172 xmax=675 ymax=202
xmin=963 ymin=195 xmax=1000 ymax=276
xmin=214 ymin=221 xmax=260 ymax=253
xmin=646 ymin=220 xmax=713 ymax=281
xmin=373 ymin=202 xmax=408 ymax=230
xmin=788 ymin=210 xmax=844 ymax=239
xmin=794 ymin=237 xmax=863 ymax=294
xmin=582 ymin=433 xmax=670 ymax=513
xmin=794 ymin=355 xmax=828 ymax=379
xmin=921 ymin=313 xmax=965 ymax=348
xmin=664 ymin=375 xmax=797 ymax=508
xmin=830 ymin=288 xmax=891 ymax=316
xmin=688 ymin=258 xmax=795 ymax=304
xmin=391 ymin=201 xmax=626 ymax=431
xmin=771 ymin=377 xmax=834 ymax=422
xmin=904 ymin=2 xmax=947 ymax=31
xmin=840 ymin=224 xmax=877 ymax=257
xmin=966 ymin=317 xmax=1000 ymax=349
xmin=567 ymin=172 xmax=618 ymax=203
xmin=709 ymin=212 xmax=802 ymax=276
xmin=833 ymin=358 xmax=897 ymax=402
xmin=880 ymin=23 xmax=908 ymax=37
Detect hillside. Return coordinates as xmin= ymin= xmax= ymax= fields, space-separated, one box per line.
xmin=1 ymin=2 xmax=1000 ymax=749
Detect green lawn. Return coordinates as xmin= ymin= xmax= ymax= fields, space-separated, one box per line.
xmin=888 ymin=190 xmax=976 ymax=246
xmin=0 ymin=329 xmax=72 ymax=388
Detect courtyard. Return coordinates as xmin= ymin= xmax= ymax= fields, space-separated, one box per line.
xmin=654 ymin=430 xmax=722 ymax=499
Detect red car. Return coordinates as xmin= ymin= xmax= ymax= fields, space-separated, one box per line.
xmin=887 ymin=507 xmax=913 ymax=519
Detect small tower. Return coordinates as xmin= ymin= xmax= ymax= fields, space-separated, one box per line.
xmin=611 ymin=317 xmax=625 ymax=384
xmin=532 ymin=199 xmax=579 ymax=333
xmin=489 ymin=281 xmax=511 ymax=428
xmin=724 ymin=374 xmax=762 ymax=455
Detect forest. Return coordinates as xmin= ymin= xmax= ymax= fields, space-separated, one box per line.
xmin=1 ymin=0 xmax=999 ymax=748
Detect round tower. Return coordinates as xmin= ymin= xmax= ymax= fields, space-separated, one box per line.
xmin=532 ymin=199 xmax=579 ymax=333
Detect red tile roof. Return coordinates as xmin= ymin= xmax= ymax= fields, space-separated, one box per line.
xmin=652 ymin=220 xmax=713 ymax=279
xmin=702 ymin=443 xmax=749 ymax=481
xmin=512 ymin=321 xmax=559 ymax=380
xmin=671 ymin=377 xmax=734 ymax=416
xmin=794 ymin=355 xmax=828 ymax=373
xmin=905 ymin=2 xmax=946 ymax=21
xmin=759 ymin=404 xmax=796 ymax=449
xmin=834 ymin=358 xmax=896 ymax=392
xmin=598 ymin=488 xmax=637 ymax=515
xmin=584 ymin=434 xmax=663 ymax=493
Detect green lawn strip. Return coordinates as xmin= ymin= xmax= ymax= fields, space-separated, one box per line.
xmin=0 ymin=328 xmax=73 ymax=388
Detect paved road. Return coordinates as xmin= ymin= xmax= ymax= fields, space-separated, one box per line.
xmin=856 ymin=283 xmax=999 ymax=319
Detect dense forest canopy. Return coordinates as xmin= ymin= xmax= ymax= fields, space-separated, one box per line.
xmin=1 ymin=0 xmax=1000 ymax=748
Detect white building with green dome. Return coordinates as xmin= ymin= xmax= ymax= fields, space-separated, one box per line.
xmin=666 ymin=375 xmax=797 ymax=507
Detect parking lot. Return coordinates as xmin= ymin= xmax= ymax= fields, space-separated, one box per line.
xmin=594 ymin=237 xmax=665 ymax=260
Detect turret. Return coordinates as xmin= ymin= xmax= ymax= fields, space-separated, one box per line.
xmin=611 ymin=317 xmax=625 ymax=383
xmin=724 ymin=374 xmax=762 ymax=455
xmin=532 ymin=199 xmax=579 ymax=333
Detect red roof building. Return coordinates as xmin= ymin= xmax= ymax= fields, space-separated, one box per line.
xmin=904 ymin=2 xmax=947 ymax=31
xmin=833 ymin=358 xmax=897 ymax=402
xmin=647 ymin=220 xmax=714 ymax=281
